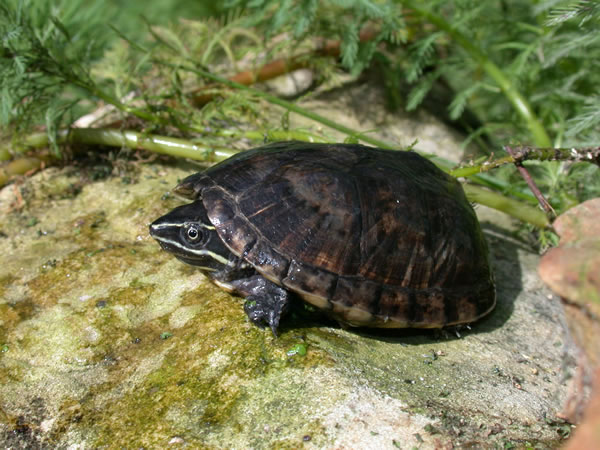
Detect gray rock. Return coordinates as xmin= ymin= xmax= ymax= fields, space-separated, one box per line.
xmin=0 ymin=82 xmax=573 ymax=448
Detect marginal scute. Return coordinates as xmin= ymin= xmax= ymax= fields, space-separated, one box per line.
xmin=332 ymin=276 xmax=381 ymax=314
xmin=245 ymin=239 xmax=290 ymax=282
xmin=282 ymin=259 xmax=337 ymax=308
xmin=456 ymin=283 xmax=496 ymax=323
xmin=332 ymin=302 xmax=374 ymax=325
xmin=456 ymin=296 xmax=479 ymax=324
xmin=377 ymin=286 xmax=414 ymax=326
xmin=414 ymin=289 xmax=447 ymax=326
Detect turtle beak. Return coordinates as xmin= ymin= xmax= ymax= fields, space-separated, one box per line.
xmin=148 ymin=217 xmax=182 ymax=252
xmin=148 ymin=203 xmax=191 ymax=254
xmin=149 ymin=220 xmax=199 ymax=265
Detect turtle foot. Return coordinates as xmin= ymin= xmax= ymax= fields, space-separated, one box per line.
xmin=226 ymin=274 xmax=290 ymax=336
xmin=244 ymin=294 xmax=288 ymax=336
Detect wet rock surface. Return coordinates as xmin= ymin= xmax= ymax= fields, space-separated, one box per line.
xmin=0 ymin=83 xmax=574 ymax=448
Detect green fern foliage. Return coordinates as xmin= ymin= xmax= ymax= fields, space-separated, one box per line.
xmin=224 ymin=0 xmax=405 ymax=71
xmin=395 ymin=1 xmax=600 ymax=148
xmin=0 ymin=0 xmax=115 ymax=132
xmin=544 ymin=0 xmax=600 ymax=26
xmin=2 ymin=0 xmax=600 ymax=186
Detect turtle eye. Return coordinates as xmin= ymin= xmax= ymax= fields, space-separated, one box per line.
xmin=183 ymin=224 xmax=205 ymax=245
xmin=187 ymin=226 xmax=200 ymax=240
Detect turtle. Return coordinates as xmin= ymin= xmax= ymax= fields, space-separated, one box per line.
xmin=149 ymin=141 xmax=495 ymax=334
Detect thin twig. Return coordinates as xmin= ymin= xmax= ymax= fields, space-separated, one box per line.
xmin=449 ymin=155 xmax=514 ymax=177
xmin=170 ymin=61 xmax=396 ymax=150
xmin=0 ymin=127 xmax=330 ymax=188
xmin=509 ymin=145 xmax=600 ymax=166
xmin=450 ymin=144 xmax=600 ymax=179
xmin=189 ymin=28 xmax=378 ymax=107
xmin=0 ymin=129 xmax=238 ymax=188
xmin=505 ymin=145 xmax=556 ymax=220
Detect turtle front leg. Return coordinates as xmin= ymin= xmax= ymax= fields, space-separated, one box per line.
xmin=228 ymin=275 xmax=290 ymax=335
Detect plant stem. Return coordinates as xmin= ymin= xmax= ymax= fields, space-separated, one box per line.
xmin=162 ymin=60 xmax=396 ymax=150
xmin=401 ymin=1 xmax=552 ymax=148
xmin=1 ymin=126 xmax=551 ymax=228
xmin=0 ymin=155 xmax=53 ymax=189
xmin=449 ymin=156 xmax=514 ymax=178
xmin=463 ymin=184 xmax=549 ymax=229
xmin=505 ymin=145 xmax=556 ymax=220
xmin=67 ymin=128 xmax=238 ymax=160
xmin=63 ymin=74 xmax=177 ymax=129
xmin=190 ymin=28 xmax=378 ymax=106
xmin=450 ymin=144 xmax=600 ymax=178
xmin=212 ymin=128 xmax=329 ymax=143
xmin=3 ymin=128 xmax=239 ymax=165
xmin=0 ymin=128 xmax=240 ymax=188
xmin=159 ymin=60 xmax=552 ymax=210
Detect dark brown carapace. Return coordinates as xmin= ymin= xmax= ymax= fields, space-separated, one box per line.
xmin=151 ymin=142 xmax=495 ymax=333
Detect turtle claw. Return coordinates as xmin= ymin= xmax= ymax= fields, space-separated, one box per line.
xmin=228 ymin=275 xmax=289 ymax=336
xmin=244 ymin=294 xmax=286 ymax=336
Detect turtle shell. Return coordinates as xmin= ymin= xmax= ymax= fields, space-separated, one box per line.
xmin=176 ymin=141 xmax=495 ymax=328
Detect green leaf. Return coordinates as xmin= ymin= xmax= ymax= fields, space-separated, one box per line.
xmin=340 ymin=22 xmax=359 ymax=69
xmin=405 ymin=32 xmax=442 ymax=83
xmin=286 ymin=343 xmax=307 ymax=357
xmin=449 ymin=81 xmax=482 ymax=120
xmin=406 ymin=68 xmax=442 ymax=111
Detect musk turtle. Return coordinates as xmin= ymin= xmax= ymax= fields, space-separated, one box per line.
xmin=149 ymin=141 xmax=495 ymax=334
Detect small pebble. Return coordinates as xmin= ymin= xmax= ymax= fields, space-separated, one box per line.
xmin=168 ymin=436 xmax=185 ymax=445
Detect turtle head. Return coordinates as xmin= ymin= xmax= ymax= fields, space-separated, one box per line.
xmin=149 ymin=200 xmax=232 ymax=272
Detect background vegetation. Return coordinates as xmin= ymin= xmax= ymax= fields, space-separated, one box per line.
xmin=1 ymin=0 xmax=599 ymax=242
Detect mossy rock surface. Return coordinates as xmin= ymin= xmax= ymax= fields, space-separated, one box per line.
xmin=0 ymin=82 xmax=574 ymax=448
